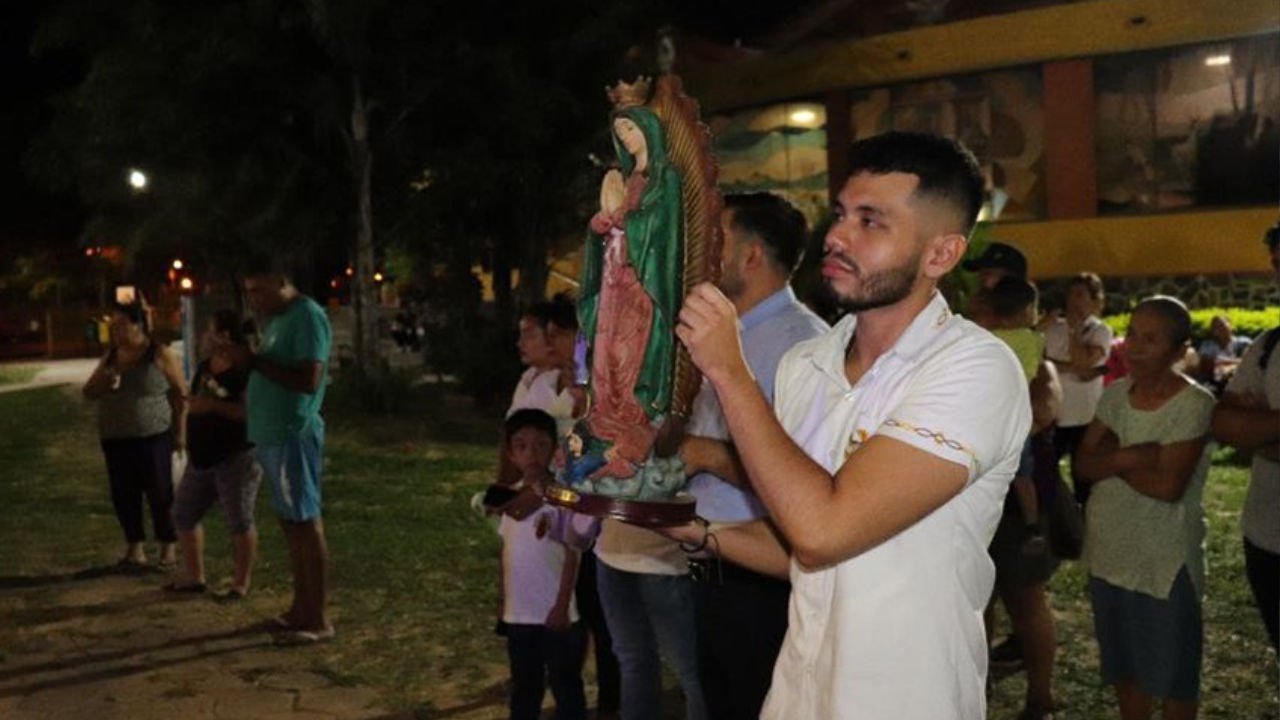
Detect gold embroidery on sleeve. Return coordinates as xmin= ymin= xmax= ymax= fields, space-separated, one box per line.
xmin=883 ymin=418 xmax=976 ymax=460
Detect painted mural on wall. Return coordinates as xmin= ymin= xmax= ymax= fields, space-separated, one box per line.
xmin=1096 ymin=34 xmax=1280 ymax=214
xmin=709 ymin=103 xmax=829 ymax=225
xmin=849 ymin=67 xmax=1046 ymax=221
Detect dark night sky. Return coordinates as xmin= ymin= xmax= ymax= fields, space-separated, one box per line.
xmin=0 ymin=2 xmax=821 ymax=255
xmin=0 ymin=3 xmax=84 ymax=251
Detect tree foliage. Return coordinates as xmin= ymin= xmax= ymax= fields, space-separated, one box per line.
xmin=28 ymin=0 xmax=671 ymax=371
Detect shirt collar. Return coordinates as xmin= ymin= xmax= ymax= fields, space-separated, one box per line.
xmin=807 ymin=291 xmax=955 ymax=387
xmin=739 ymin=286 xmax=798 ymax=332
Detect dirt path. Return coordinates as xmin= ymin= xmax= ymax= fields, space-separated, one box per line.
xmin=0 ymin=565 xmax=395 ymax=720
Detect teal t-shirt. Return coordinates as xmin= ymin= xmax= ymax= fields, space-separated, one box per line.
xmin=248 ymin=296 xmax=331 ymax=445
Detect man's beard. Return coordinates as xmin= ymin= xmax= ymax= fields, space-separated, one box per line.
xmin=717 ymin=262 xmax=745 ymax=301
xmin=820 ymin=250 xmax=919 ymax=314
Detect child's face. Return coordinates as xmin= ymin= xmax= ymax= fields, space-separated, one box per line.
xmin=1020 ymin=301 xmax=1038 ymax=328
xmin=545 ymin=321 xmax=576 ymax=368
xmin=1065 ymin=283 xmax=1098 ymax=319
xmin=508 ymin=427 xmax=555 ymax=478
xmin=1124 ymin=309 xmax=1184 ymax=372
xmin=516 ymin=318 xmax=552 ymax=368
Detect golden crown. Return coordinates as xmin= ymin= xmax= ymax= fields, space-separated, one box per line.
xmin=606 ymin=76 xmax=652 ymax=110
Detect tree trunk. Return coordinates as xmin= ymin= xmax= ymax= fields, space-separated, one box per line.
xmin=491 ymin=237 xmax=514 ymax=332
xmin=350 ymin=73 xmax=379 ymax=374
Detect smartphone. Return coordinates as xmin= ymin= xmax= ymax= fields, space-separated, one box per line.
xmin=482 ymin=484 xmax=519 ymax=509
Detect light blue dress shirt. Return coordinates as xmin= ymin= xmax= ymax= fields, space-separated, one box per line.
xmin=685 ymin=286 xmax=829 ymax=522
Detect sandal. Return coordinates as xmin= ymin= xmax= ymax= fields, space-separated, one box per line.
xmin=274 ymin=625 xmax=335 ymax=646
xmin=212 ymin=588 xmax=248 ymax=603
xmin=163 ymin=581 xmax=207 ymax=594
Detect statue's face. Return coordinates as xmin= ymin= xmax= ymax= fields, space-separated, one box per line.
xmin=613 ymin=117 xmax=646 ymax=157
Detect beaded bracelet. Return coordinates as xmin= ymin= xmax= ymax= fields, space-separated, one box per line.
xmin=679 ymin=518 xmax=711 ymax=554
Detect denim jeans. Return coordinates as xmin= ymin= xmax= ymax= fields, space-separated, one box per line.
xmin=596 ymin=559 xmax=707 ymax=720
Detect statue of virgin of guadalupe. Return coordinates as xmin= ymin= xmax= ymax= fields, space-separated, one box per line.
xmin=558 ymin=75 xmax=721 ymax=514
xmin=576 ymin=102 xmax=682 ymax=483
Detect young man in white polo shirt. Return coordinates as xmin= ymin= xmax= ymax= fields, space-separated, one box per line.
xmin=677 ymin=132 xmax=1030 ymax=719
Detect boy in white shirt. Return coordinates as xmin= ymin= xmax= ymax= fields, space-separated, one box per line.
xmin=498 ymin=409 xmax=587 ymax=720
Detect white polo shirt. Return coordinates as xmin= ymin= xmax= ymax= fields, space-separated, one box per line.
xmin=761 ymin=292 xmax=1030 ymax=720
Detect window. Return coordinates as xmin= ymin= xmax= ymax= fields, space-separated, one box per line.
xmin=1095 ymin=34 xmax=1280 ymax=214
xmin=709 ymin=101 xmax=829 ymax=225
xmin=849 ymin=68 xmax=1046 ymax=221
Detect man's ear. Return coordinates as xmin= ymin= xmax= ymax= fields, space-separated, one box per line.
xmin=742 ymin=240 xmax=766 ymax=272
xmin=922 ymin=234 xmax=968 ymax=280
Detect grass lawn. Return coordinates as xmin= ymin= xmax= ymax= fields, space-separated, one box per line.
xmin=0 ymin=382 xmax=1275 ymax=718
xmin=0 ymin=364 xmax=39 ymax=386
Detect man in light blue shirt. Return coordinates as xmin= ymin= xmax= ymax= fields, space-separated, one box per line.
xmin=680 ymin=192 xmax=828 ymax=719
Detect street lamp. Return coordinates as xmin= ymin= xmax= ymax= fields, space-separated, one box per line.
xmin=128 ymin=169 xmax=148 ymax=190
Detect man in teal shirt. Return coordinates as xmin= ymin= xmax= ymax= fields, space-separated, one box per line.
xmin=223 ymin=267 xmax=332 ymax=642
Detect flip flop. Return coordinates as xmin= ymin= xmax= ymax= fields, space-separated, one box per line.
xmin=274 ymin=625 xmax=335 ymax=646
xmin=212 ymin=588 xmax=248 ymax=603
xmin=163 ymin=581 xmax=207 ymax=594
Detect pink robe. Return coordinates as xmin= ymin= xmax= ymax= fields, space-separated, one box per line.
xmin=584 ymin=173 xmax=659 ymax=478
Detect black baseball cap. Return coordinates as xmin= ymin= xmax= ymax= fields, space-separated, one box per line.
xmin=962 ymin=241 xmax=1027 ymax=279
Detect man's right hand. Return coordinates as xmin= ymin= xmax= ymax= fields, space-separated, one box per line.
xmin=677 ymin=283 xmax=748 ymax=387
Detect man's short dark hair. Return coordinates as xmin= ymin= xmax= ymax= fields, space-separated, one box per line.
xmin=241 ymin=251 xmax=294 ymax=282
xmin=989 ymin=277 xmax=1038 ymax=320
xmin=504 ymin=408 xmax=558 ymax=446
xmin=1265 ymin=221 xmax=1280 ymax=250
xmin=724 ymin=192 xmax=809 ymax=274
xmin=847 ymin=132 xmax=985 ymax=235
xmin=524 ymin=293 xmax=577 ymax=331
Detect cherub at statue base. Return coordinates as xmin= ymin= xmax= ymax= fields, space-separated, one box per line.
xmin=546 ymin=428 xmax=697 ymax=527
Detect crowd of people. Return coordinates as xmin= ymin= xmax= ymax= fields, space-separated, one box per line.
xmin=77 ymin=131 xmax=1277 ymax=719
xmin=480 ymin=133 xmax=1278 ymax=720
xmin=83 ymin=258 xmax=336 ymax=644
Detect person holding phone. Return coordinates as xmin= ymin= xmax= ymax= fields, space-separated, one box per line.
xmin=83 ymin=299 xmax=188 ymax=568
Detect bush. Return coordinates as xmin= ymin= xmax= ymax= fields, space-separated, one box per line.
xmin=1102 ymin=306 xmax=1279 ymax=340
xmin=325 ymin=366 xmax=437 ymax=415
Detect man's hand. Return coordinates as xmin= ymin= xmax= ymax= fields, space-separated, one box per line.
xmin=652 ymin=518 xmax=707 ymax=547
xmin=679 ymin=436 xmax=747 ymax=487
xmin=544 ymin=602 xmax=571 ymax=632
xmin=214 ymin=342 xmax=252 ymax=368
xmin=676 ymin=283 xmax=748 ymax=386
